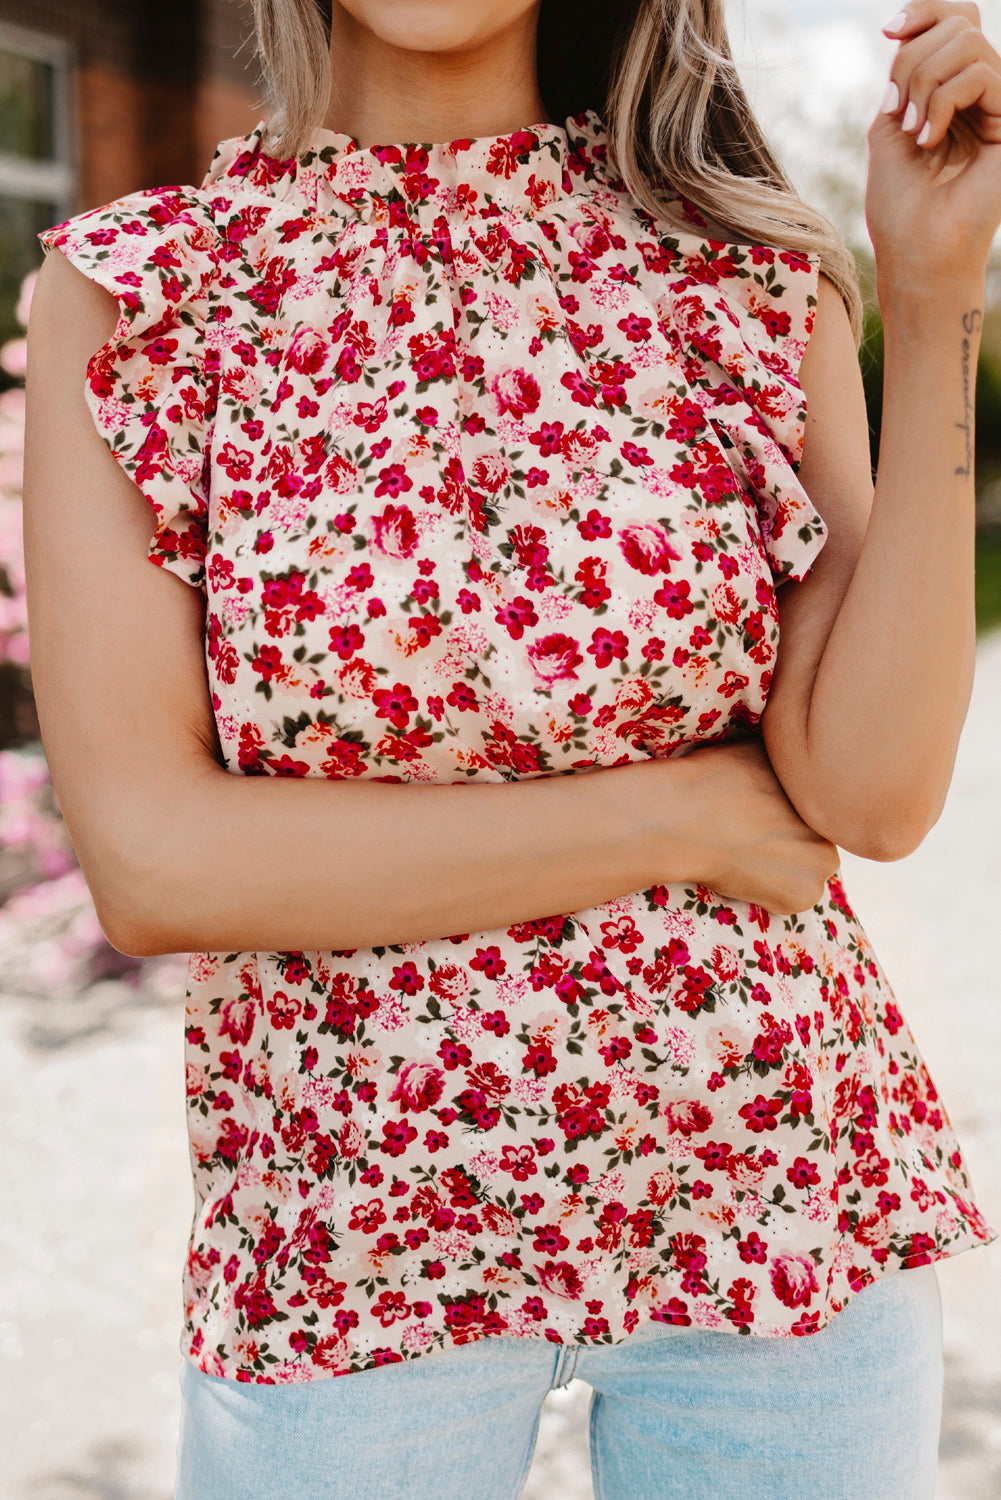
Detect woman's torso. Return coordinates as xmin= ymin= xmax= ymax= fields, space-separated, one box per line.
xmin=43 ymin=108 xmax=993 ymax=1381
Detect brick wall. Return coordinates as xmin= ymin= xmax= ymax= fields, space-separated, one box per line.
xmin=0 ymin=0 xmax=265 ymax=208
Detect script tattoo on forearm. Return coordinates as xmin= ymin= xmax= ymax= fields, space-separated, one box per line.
xmin=955 ymin=308 xmax=984 ymax=478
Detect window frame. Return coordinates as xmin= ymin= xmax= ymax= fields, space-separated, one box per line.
xmin=0 ymin=18 xmax=76 ymax=219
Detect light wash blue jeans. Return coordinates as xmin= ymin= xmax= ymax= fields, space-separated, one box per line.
xmin=175 ymin=1264 xmax=943 ymax=1500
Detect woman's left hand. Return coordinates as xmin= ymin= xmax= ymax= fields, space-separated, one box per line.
xmin=866 ymin=1 xmax=1001 ymax=292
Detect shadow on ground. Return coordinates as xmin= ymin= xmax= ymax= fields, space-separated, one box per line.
xmin=940 ymin=1352 xmax=1001 ymax=1499
xmin=21 ymin=1434 xmax=172 ymax=1500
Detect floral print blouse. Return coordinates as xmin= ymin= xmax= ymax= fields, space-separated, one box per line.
xmin=38 ymin=107 xmax=994 ymax=1384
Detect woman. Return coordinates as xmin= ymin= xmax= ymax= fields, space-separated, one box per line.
xmin=21 ymin=0 xmax=999 ymax=1495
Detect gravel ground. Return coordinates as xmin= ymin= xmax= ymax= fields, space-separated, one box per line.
xmin=2 ymin=631 xmax=1000 ymax=1500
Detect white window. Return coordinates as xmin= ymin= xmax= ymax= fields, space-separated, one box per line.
xmin=0 ymin=19 xmax=75 ymax=356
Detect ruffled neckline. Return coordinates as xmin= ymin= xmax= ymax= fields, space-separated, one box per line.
xmin=202 ymin=107 xmax=618 ymax=219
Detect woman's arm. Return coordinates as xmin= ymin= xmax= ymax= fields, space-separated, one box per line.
xmin=761 ymin=0 xmax=1001 ymax=862
xmin=760 ymin=272 xmax=978 ymax=861
xmin=23 ymin=248 xmax=838 ymax=957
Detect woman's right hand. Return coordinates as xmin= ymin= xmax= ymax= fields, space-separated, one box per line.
xmin=639 ymin=739 xmax=841 ymax=915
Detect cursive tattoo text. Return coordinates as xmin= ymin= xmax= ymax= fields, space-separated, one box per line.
xmin=955 ymin=308 xmax=984 ymax=478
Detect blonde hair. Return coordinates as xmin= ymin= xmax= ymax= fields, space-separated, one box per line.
xmin=250 ymin=0 xmax=863 ymax=341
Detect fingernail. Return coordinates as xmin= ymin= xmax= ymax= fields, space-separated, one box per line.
xmin=881 ymin=80 xmax=900 ymax=113
xmin=883 ymin=10 xmax=908 ymax=33
xmin=902 ymin=100 xmax=919 ymax=131
xmin=916 ymin=120 xmax=931 ymax=145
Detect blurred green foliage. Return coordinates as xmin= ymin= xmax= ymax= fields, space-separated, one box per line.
xmin=975 ymin=534 xmax=1001 ymax=636
xmin=853 ymin=250 xmax=1001 ymax=634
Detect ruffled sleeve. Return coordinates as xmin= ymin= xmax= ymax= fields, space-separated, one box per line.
xmin=666 ymin=239 xmax=828 ymax=586
xmin=37 ymin=186 xmax=221 ymax=591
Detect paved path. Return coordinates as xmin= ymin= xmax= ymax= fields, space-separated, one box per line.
xmin=2 ymin=632 xmax=1000 ymax=1499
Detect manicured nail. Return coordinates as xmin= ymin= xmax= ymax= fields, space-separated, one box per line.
xmin=883 ymin=11 xmax=908 ymax=33
xmin=881 ymin=80 xmax=900 ymax=113
xmin=902 ymin=100 xmax=919 ymax=131
xmin=916 ymin=120 xmax=931 ymax=145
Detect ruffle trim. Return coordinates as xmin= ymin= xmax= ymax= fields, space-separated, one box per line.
xmin=664 ymin=245 xmax=827 ymax=585
xmin=37 ymin=186 xmax=221 ymax=591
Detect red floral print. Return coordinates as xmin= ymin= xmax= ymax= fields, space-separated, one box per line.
xmin=38 ymin=107 xmax=994 ymax=1386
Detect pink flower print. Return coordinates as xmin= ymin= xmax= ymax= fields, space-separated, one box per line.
xmin=905 ymin=1232 xmax=937 ymax=1267
xmin=470 ymin=451 xmax=511 ymax=492
xmin=528 ymin=420 xmax=565 ymax=458
xmin=325 ymin=452 xmax=361 ymax=493
xmin=780 ymin=248 xmax=814 ymax=274
xmin=490 ymin=366 xmax=541 ymax=418
xmin=854 ymin=1149 xmax=891 ymax=1189
xmin=373 ymin=1289 xmax=411 ymax=1327
xmin=653 ymin=1297 xmax=692 ymax=1326
xmin=653 ymin=578 xmax=694 ymax=619
xmin=388 ymin=961 xmax=424 ymax=995
xmin=372 ymin=682 xmax=418 ymax=729
xmin=738 ymin=1094 xmax=783 ymax=1133
xmin=738 ymin=1232 xmax=769 ymax=1265
xmin=786 ymin=1156 xmax=821 ymax=1191
xmin=587 ymin=627 xmax=628 ymax=668
xmin=186 ymin=1062 xmax=208 ymax=1098
xmin=371 ymin=502 xmax=418 ymax=557
xmin=711 ymin=946 xmax=740 ymax=982
xmin=599 ymin=916 xmax=642 ymax=953
xmin=663 ymin=1100 xmax=713 ymax=1137
xmin=187 ymin=1246 xmax=218 ymax=1290
xmin=562 ymin=426 xmax=601 ymax=468
xmin=620 ymin=440 xmax=652 ymax=468
xmin=500 ymin=1145 xmax=538 ymax=1181
xmin=526 ymin=631 xmax=584 ymax=685
xmin=328 ymin=623 xmax=364 ymax=660
xmin=718 ymin=669 xmax=750 ymax=699
xmin=428 ymin=963 xmax=471 ymax=1004
xmin=142 ymin=334 xmax=179 ymax=366
xmin=666 ymin=397 xmax=706 ymax=443
xmin=337 ymin=657 xmax=377 ymax=700
xmin=617 ymin=522 xmax=682 ymax=576
xmin=380 ymin=1120 xmax=419 ymax=1157
xmin=727 ymin=1153 xmax=768 ymax=1190
xmin=534 ymin=1260 xmax=584 ymax=1299
xmin=613 ymin=674 xmax=653 ymax=718
xmin=577 ymin=508 xmax=611 ymax=541
xmin=267 ymin=991 xmax=301 ymax=1030
xmin=465 ymin=1060 xmax=511 ymax=1101
xmin=338 ymin=1119 xmax=364 ymax=1159
xmin=374 ymin=463 xmax=413 ymax=500
xmin=284 ymin=326 xmax=330 ymax=375
xmin=470 ymin=946 xmax=507 ymax=979
xmin=711 ymin=582 xmax=742 ymax=625
xmin=217 ymin=442 xmax=254 ymax=481
xmin=532 ymin=1223 xmax=570 ymax=1255
xmin=770 ymin=1253 xmax=819 ymax=1309
xmin=310 ymin=1334 xmax=352 ymax=1371
xmin=218 ymin=995 xmax=257 ymax=1047
xmin=646 ymin=1172 xmax=679 ymax=1207
xmin=389 ymin=1061 xmax=445 ymax=1113
xmin=854 ymin=1211 xmax=892 ymax=1249
xmin=494 ymin=596 xmax=538 ymax=641
xmin=446 ymin=681 xmax=479 ymax=712
xmin=883 ymin=1003 xmax=904 ymax=1035
xmin=570 ymin=217 xmax=610 ymax=259
xmin=760 ymin=307 xmax=792 ymax=339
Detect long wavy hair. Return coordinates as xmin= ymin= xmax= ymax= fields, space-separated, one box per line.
xmin=249 ymin=0 xmax=863 ymax=341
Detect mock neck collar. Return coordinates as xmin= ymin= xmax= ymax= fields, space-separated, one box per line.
xmin=206 ymin=108 xmax=619 ymax=220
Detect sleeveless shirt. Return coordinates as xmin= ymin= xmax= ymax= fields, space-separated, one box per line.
xmin=37 ymin=108 xmax=994 ymax=1383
